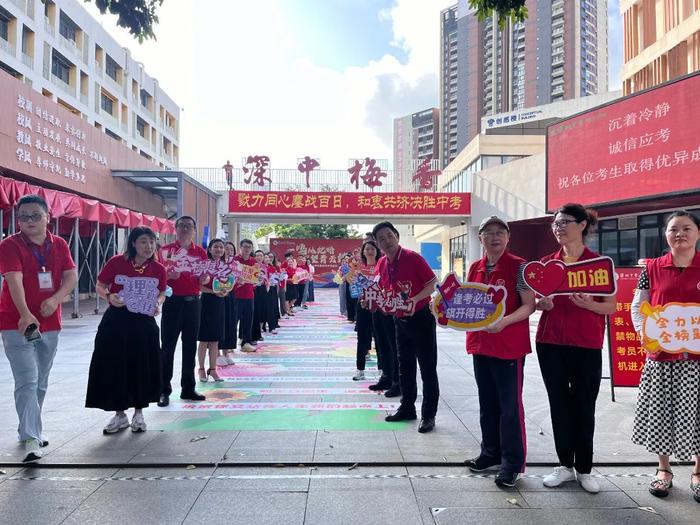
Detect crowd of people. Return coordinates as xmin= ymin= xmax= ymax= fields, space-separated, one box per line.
xmin=0 ymin=195 xmax=698 ymax=505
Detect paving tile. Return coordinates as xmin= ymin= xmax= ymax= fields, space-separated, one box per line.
xmin=204 ymin=466 xmax=311 ymax=492
xmin=0 ymin=489 xmax=93 ymax=525
xmin=184 ymin=490 xmax=307 ymax=525
xmin=519 ymin=489 xmax=639 ymax=508
xmin=305 ymin=488 xmax=422 ymax=525
xmin=432 ymin=508 xmax=667 ymax=525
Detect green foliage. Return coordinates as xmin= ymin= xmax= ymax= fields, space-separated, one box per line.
xmin=469 ymin=0 xmax=528 ymax=29
xmin=82 ymin=0 xmax=163 ymax=42
xmin=255 ymin=224 xmax=359 ymax=240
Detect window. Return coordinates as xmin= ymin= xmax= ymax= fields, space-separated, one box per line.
xmin=105 ymin=55 xmax=119 ymax=81
xmin=51 ymin=51 xmax=71 ymax=84
xmin=450 ymin=234 xmax=468 ymax=282
xmin=140 ymin=89 xmax=149 ymax=108
xmin=59 ymin=12 xmax=77 ymax=42
xmin=136 ymin=116 xmax=146 ymax=137
xmin=105 ymin=128 xmax=120 ymax=141
xmin=0 ymin=13 xmax=8 ymax=42
xmin=100 ymin=93 xmax=113 ymax=115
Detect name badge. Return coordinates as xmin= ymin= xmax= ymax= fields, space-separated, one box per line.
xmin=38 ymin=272 xmax=54 ymax=290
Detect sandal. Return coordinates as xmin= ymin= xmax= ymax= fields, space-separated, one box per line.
xmin=649 ymin=468 xmax=673 ymax=497
xmin=691 ymin=472 xmax=700 ymax=503
xmin=197 ymin=367 xmax=208 ymax=383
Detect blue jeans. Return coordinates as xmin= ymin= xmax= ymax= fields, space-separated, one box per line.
xmin=1 ymin=330 xmax=60 ymax=442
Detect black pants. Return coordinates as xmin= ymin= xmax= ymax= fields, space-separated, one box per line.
xmin=536 ymin=342 xmax=602 ymax=474
xmin=372 ymin=310 xmax=398 ymax=386
xmin=473 ymin=354 xmax=527 ymax=474
xmin=267 ymin=286 xmax=279 ymax=330
xmin=355 ymin=304 xmax=373 ymax=370
xmin=307 ymin=280 xmax=315 ymax=301
xmin=278 ymin=286 xmax=287 ymax=316
xmin=160 ymin=295 xmax=200 ymax=396
xmin=394 ymin=307 xmax=439 ymax=418
xmin=237 ymin=298 xmax=254 ymax=345
xmin=345 ymin=282 xmax=357 ymax=322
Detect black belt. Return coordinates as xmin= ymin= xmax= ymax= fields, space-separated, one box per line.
xmin=169 ymin=294 xmax=200 ymax=302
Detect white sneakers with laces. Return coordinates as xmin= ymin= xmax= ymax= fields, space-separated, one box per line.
xmin=543 ymin=466 xmax=576 ymax=487
xmin=130 ymin=412 xmax=147 ymax=433
xmin=103 ymin=412 xmax=130 ymax=434
xmin=352 ymin=370 xmax=365 ymax=381
xmin=22 ymin=439 xmax=42 ymax=463
xmin=576 ymin=472 xmax=600 ymax=493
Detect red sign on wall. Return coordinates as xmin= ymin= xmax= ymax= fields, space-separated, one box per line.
xmin=608 ymin=268 xmax=645 ymax=388
xmin=547 ymin=73 xmax=700 ymax=211
xmin=229 ymin=191 xmax=470 ymax=215
xmin=269 ymin=238 xmax=362 ymax=288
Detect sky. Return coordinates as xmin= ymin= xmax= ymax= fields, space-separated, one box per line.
xmin=83 ymin=0 xmax=624 ymax=170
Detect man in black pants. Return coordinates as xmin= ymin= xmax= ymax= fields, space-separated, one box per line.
xmin=158 ymin=216 xmax=208 ymax=406
xmin=373 ymin=221 xmax=439 ymax=433
xmin=235 ymin=239 xmax=256 ymax=352
xmin=369 ymin=310 xmax=400 ymax=396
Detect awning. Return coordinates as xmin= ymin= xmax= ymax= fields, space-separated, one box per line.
xmin=0 ymin=175 xmax=175 ymax=234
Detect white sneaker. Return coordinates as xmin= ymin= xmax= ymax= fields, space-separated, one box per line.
xmin=131 ymin=413 xmax=147 ymax=433
xmin=22 ymin=439 xmax=42 ymax=463
xmin=241 ymin=343 xmax=256 ymax=353
xmin=103 ymin=413 xmax=130 ymax=434
xmin=352 ymin=370 xmax=365 ymax=381
xmin=543 ymin=466 xmax=576 ymax=487
xmin=577 ymin=472 xmax=600 ymax=493
xmin=216 ymin=355 xmax=229 ymax=367
xmin=224 ymin=353 xmax=236 ymax=365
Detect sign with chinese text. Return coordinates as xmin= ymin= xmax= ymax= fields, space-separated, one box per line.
xmin=349 ymin=274 xmax=373 ymax=299
xmin=360 ymin=282 xmax=414 ymax=317
xmin=547 ymin=73 xmax=700 ymax=210
xmin=523 ymin=257 xmax=617 ymax=296
xmin=115 ymin=275 xmax=160 ymax=316
xmin=161 ymin=249 xmax=260 ymax=284
xmin=639 ymin=301 xmax=700 ymax=355
xmin=430 ymin=273 xmax=507 ymax=331
xmin=609 ymin=268 xmax=644 ymax=387
xmin=230 ymin=191 xmax=471 ymax=216
xmin=213 ymin=275 xmax=235 ymax=293
xmin=270 ymin=239 xmax=362 ymax=288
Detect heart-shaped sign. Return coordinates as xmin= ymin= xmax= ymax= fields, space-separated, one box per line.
xmin=487 ymin=287 xmax=506 ymax=306
xmin=523 ymin=260 xmax=567 ymax=296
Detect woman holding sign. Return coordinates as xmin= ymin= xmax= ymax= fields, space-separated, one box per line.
xmin=463 ymin=216 xmax=535 ymax=488
xmin=631 ymin=211 xmax=700 ymax=503
xmin=352 ymin=240 xmax=380 ymax=381
xmin=86 ymin=227 xmax=167 ymax=434
xmin=264 ymin=253 xmax=280 ymax=335
xmin=218 ymin=241 xmax=238 ymax=366
xmin=535 ymin=204 xmax=616 ymax=493
xmin=197 ymin=239 xmax=229 ymax=382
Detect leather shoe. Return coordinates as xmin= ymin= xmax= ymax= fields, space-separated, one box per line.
xmin=418 ymin=417 xmax=435 ymax=433
xmin=180 ymin=391 xmax=206 ymax=401
xmin=384 ymin=387 xmax=401 ymax=398
xmin=369 ymin=379 xmax=392 ymax=391
xmin=385 ymin=409 xmax=417 ymax=422
xmin=157 ymin=394 xmax=170 ymax=407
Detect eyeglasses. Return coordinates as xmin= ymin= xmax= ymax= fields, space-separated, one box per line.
xmin=18 ymin=213 xmax=45 ymax=223
xmin=176 ymin=223 xmax=195 ymax=230
xmin=480 ymin=230 xmax=508 ymax=238
xmin=551 ymin=219 xmax=578 ymax=229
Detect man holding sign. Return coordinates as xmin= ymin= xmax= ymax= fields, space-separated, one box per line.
xmin=463 ymin=216 xmax=535 ymax=488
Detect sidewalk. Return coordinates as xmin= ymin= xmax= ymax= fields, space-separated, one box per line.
xmin=0 ymin=289 xmax=697 ymax=524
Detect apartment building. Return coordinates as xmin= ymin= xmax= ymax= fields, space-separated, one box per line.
xmin=0 ymin=0 xmax=179 ymax=168
xmin=439 ymin=0 xmax=608 ymax=167
xmin=392 ymin=107 xmax=440 ymax=191
xmin=622 ymin=0 xmax=700 ymax=94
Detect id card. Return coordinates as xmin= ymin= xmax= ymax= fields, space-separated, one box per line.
xmin=38 ymin=272 xmax=54 ymax=290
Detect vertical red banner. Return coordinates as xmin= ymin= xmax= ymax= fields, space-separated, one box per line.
xmin=608 ymin=268 xmax=645 ymax=388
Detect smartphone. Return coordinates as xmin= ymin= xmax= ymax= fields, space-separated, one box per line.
xmin=24 ymin=323 xmax=41 ymax=342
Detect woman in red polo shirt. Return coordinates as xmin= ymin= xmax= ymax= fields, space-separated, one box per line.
xmin=352 ymin=240 xmax=381 ymax=381
xmin=631 ymin=210 xmax=700 ymax=503
xmin=535 ymin=203 xmax=616 ymax=494
xmin=86 ymin=226 xmax=167 ymax=434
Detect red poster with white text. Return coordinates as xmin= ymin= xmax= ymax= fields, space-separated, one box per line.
xmin=608 ymin=268 xmax=645 ymax=388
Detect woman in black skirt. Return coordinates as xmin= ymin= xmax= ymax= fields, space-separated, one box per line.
xmin=86 ymin=227 xmax=167 ymax=434
xmin=265 ymin=253 xmax=280 ymax=334
xmin=253 ymin=249 xmax=268 ymax=341
xmin=197 ymin=239 xmax=229 ymax=382
xmin=219 ymin=241 xmax=238 ymax=365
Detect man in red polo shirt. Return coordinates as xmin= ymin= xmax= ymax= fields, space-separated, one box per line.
xmin=234 ymin=239 xmax=256 ymax=352
xmin=373 ymin=221 xmax=439 ymax=433
xmin=158 ymin=216 xmax=209 ymax=406
xmin=0 ymin=194 xmax=77 ymax=462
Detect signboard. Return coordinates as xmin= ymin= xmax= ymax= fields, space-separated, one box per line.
xmin=360 ymin=282 xmax=414 ymax=317
xmin=431 ymin=273 xmax=507 ymax=331
xmin=270 ymin=238 xmax=362 ymax=288
xmin=547 ymin=73 xmax=700 ymax=210
xmin=608 ymin=268 xmax=644 ymax=389
xmin=639 ymin=301 xmax=700 ymax=355
xmin=115 ymin=275 xmax=160 ymax=315
xmin=523 ymin=257 xmax=616 ymax=296
xmin=230 ymin=190 xmax=471 ymax=216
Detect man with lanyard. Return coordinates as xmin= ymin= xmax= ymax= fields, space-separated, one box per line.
xmin=0 ymin=195 xmax=77 ymax=462
xmin=158 ymin=216 xmax=209 ymax=406
xmin=235 ymin=239 xmax=257 ymax=352
xmin=372 ymin=221 xmax=439 ymax=433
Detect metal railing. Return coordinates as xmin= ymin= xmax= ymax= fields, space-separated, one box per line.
xmin=21 ymin=52 xmax=32 ymax=67
xmin=57 ymin=33 xmax=81 ymax=61
xmin=50 ymin=73 xmax=76 ymax=98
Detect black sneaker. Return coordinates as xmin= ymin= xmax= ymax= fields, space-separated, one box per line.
xmin=180 ymin=391 xmax=206 ymax=401
xmin=384 ymin=387 xmax=401 ymax=398
xmin=369 ymin=379 xmax=392 ymax=391
xmin=157 ymin=394 xmax=170 ymax=407
xmin=385 ymin=409 xmax=417 ymax=422
xmin=494 ymin=470 xmax=519 ymax=488
xmin=464 ymin=456 xmax=500 ymax=472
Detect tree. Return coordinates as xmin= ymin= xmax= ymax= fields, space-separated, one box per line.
xmin=255 ymin=224 xmax=359 ymax=240
xmin=79 ymin=0 xmax=164 ymax=42
xmin=469 ymin=0 xmax=528 ymax=29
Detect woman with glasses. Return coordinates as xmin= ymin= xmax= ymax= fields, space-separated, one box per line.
xmin=536 ymin=203 xmax=616 ymax=493
xmin=631 ymin=211 xmax=700 ymax=504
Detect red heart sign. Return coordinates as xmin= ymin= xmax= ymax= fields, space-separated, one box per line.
xmin=523 ymin=260 xmax=567 ymax=296
xmin=487 ymin=287 xmax=506 ymax=305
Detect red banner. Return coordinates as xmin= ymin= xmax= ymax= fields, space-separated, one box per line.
xmin=229 ymin=190 xmax=470 ymax=215
xmin=547 ymin=73 xmax=700 ymax=210
xmin=523 ymin=257 xmax=616 ymax=296
xmin=269 ymin=238 xmax=363 ymax=288
xmin=608 ymin=268 xmax=645 ymax=388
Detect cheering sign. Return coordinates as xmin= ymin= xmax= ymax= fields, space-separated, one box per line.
xmin=239 ymin=264 xmax=261 ymax=285
xmin=639 ymin=301 xmax=700 ymax=355
xmin=523 ymin=256 xmax=616 ymax=296
xmin=115 ymin=275 xmax=160 ymax=315
xmin=360 ymin=282 xmax=413 ymax=316
xmin=162 ymin=249 xmax=236 ymax=280
xmin=349 ymin=274 xmax=374 ymax=299
xmin=430 ymin=273 xmax=507 ymax=331
xmin=213 ymin=275 xmax=235 ymax=293
xmin=292 ymin=269 xmax=309 ymax=284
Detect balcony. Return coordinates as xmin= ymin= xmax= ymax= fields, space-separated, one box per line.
xmin=50 ymin=74 xmax=76 ymax=98
xmin=0 ymin=38 xmax=16 ymax=57
xmin=552 ymin=55 xmax=564 ymax=67
xmin=99 ymin=107 xmax=118 ymax=125
xmin=121 ymin=121 xmax=128 ymax=133
xmin=57 ymin=34 xmax=82 ymax=61
xmin=80 ymin=93 xmax=88 ymax=106
xmin=21 ymin=52 xmax=32 ymax=67
xmin=103 ymin=73 xmax=122 ymax=98
xmin=551 ymin=85 xmax=564 ymax=96
xmin=11 ymin=0 xmax=26 ymax=12
xmin=135 ymin=131 xmax=153 ymax=150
